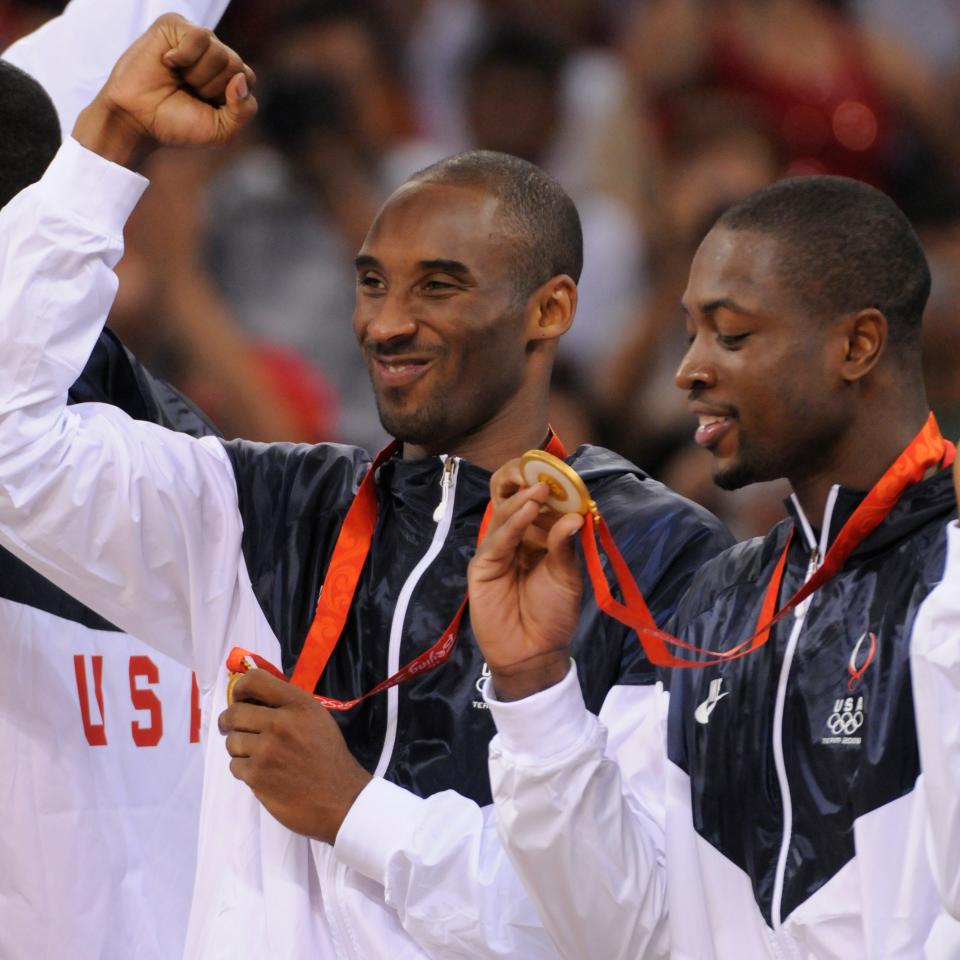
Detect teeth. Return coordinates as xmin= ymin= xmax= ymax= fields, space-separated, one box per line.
xmin=698 ymin=415 xmax=727 ymax=427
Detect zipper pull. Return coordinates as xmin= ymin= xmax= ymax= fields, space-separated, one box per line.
xmin=795 ymin=548 xmax=820 ymax=620
xmin=433 ymin=457 xmax=457 ymax=522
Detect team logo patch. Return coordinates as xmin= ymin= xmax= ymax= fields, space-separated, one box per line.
xmin=694 ymin=677 xmax=729 ymax=725
xmin=472 ymin=662 xmax=491 ymax=710
xmin=821 ymin=631 xmax=876 ymax=746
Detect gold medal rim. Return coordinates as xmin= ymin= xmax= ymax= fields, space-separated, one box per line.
xmin=518 ymin=449 xmax=593 ymax=515
xmin=226 ymin=671 xmax=241 ymax=706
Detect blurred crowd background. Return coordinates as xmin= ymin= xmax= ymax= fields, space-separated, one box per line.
xmin=4 ymin=0 xmax=960 ymax=539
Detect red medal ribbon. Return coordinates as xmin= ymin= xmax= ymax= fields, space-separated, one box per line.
xmin=582 ymin=412 xmax=954 ymax=668
xmin=227 ymin=432 xmax=568 ymax=710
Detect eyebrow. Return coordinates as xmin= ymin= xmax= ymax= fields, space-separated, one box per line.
xmin=702 ymin=297 xmax=753 ymax=315
xmin=354 ymin=254 xmax=381 ymax=272
xmin=353 ymin=255 xmax=474 ymax=278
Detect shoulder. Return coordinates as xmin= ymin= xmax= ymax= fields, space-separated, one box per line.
xmin=674 ymin=520 xmax=791 ymax=625
xmin=574 ymin=444 xmax=734 ymax=550
xmin=222 ymin=439 xmax=371 ymax=520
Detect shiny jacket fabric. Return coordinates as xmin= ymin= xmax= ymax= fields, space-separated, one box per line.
xmin=666 ymin=465 xmax=957 ymax=947
xmin=225 ymin=440 xmax=733 ymax=805
xmin=1 ymin=328 xmax=219 ymax=630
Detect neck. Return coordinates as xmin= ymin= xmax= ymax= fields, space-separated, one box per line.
xmin=402 ymin=395 xmax=552 ymax=473
xmin=790 ymin=404 xmax=931 ymax=525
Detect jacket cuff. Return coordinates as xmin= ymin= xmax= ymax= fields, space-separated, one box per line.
xmin=334 ymin=777 xmax=424 ymax=884
xmin=484 ymin=660 xmax=596 ymax=764
xmin=39 ymin=137 xmax=148 ymax=240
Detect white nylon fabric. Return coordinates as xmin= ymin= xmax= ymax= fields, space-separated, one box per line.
xmin=0 ymin=3 xmax=228 ymax=956
xmin=487 ymin=658 xmax=960 ymax=959
xmin=912 ymin=521 xmax=960 ymax=919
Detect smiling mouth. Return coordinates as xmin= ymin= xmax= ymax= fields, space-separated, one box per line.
xmin=694 ymin=414 xmax=735 ymax=449
xmin=372 ymin=356 xmax=435 ymax=389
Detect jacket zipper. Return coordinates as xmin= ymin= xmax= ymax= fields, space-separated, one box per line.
xmin=770 ymin=486 xmax=839 ymax=933
xmin=372 ymin=456 xmax=460 ymax=779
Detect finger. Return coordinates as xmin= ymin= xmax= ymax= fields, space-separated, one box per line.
xmin=162 ymin=24 xmax=213 ymax=70
xmin=229 ymin=756 xmax=252 ymax=783
xmin=487 ymin=481 xmax=550 ymax=536
xmin=180 ymin=43 xmax=247 ymax=101
xmin=179 ymin=43 xmax=231 ymax=96
xmin=544 ymin=512 xmax=584 ymax=574
xmin=195 ymin=61 xmax=255 ymax=103
xmin=489 ymin=459 xmax=525 ymax=506
xmin=218 ymin=700 xmax=271 ymax=735
xmin=232 ymin=666 xmax=300 ymax=708
xmin=215 ymin=72 xmax=258 ymax=138
xmin=224 ymin=730 xmax=258 ymax=759
xmin=471 ymin=498 xmax=542 ymax=580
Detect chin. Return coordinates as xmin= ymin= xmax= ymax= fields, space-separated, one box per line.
xmin=377 ymin=404 xmax=447 ymax=447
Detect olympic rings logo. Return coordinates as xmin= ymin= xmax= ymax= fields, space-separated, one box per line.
xmin=827 ymin=710 xmax=863 ymax=736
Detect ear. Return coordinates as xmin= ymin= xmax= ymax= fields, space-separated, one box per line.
xmin=838 ymin=307 xmax=887 ymax=383
xmin=526 ymin=275 xmax=577 ymax=343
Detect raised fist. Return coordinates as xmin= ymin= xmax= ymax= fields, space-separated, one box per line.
xmin=74 ymin=14 xmax=257 ymax=167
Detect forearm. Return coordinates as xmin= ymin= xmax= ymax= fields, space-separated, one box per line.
xmin=487 ymin=665 xmax=670 ymax=960
xmin=0 ymin=138 xmax=242 ymax=680
xmin=334 ymin=778 xmax=564 ymax=959
xmin=911 ymin=520 xmax=960 ymax=918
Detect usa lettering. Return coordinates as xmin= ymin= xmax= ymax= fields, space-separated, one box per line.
xmin=73 ymin=654 xmax=202 ymax=747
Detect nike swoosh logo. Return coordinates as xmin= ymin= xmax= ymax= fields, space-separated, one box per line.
xmin=694 ymin=691 xmax=729 ymax=725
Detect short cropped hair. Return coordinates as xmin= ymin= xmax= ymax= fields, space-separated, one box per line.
xmin=408 ymin=150 xmax=583 ymax=300
xmin=717 ymin=175 xmax=931 ymax=349
xmin=0 ymin=59 xmax=61 ymax=209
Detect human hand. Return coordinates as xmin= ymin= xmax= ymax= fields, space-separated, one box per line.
xmin=73 ymin=14 xmax=256 ymax=168
xmin=467 ymin=460 xmax=584 ymax=702
xmin=218 ymin=669 xmax=371 ymax=844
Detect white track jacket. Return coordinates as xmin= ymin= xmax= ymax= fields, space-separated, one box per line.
xmin=1 ymin=4 xmax=227 ymax=958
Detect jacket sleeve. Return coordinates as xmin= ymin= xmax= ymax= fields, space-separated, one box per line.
xmin=333 ymin=666 xmax=668 ymax=960
xmin=0 ymin=137 xmax=245 ymax=683
xmin=1 ymin=0 xmax=231 ymax=137
xmin=911 ymin=519 xmax=960 ymax=918
xmin=488 ymin=664 xmax=669 ymax=960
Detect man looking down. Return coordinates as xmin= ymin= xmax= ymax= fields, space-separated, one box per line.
xmin=469 ymin=176 xmax=960 ymax=957
xmin=0 ymin=16 xmax=730 ymax=958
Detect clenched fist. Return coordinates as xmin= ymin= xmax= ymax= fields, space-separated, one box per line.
xmin=73 ymin=14 xmax=257 ymax=168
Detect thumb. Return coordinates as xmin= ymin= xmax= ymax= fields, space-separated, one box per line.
xmin=215 ymin=71 xmax=258 ymax=139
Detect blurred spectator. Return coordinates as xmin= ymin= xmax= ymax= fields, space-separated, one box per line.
xmin=918 ymin=220 xmax=960 ymax=443
xmin=464 ymin=26 xmax=646 ymax=381
xmin=622 ymin=0 xmax=960 ymax=207
xmin=111 ymin=149 xmax=337 ymax=443
xmin=0 ymin=0 xmax=63 ymax=49
xmin=599 ymin=99 xmax=782 ymax=475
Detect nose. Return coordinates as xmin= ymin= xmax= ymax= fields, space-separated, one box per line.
xmin=674 ymin=338 xmax=717 ymax=392
xmin=358 ymin=292 xmax=418 ymax=345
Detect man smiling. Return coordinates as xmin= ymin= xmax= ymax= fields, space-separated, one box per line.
xmin=0 ymin=18 xmax=730 ymax=958
xmin=469 ymin=175 xmax=959 ymax=957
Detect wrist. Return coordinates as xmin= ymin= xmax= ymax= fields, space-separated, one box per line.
xmin=489 ymin=651 xmax=570 ymax=702
xmin=73 ymin=95 xmax=156 ymax=171
xmin=328 ymin=768 xmax=373 ymax=844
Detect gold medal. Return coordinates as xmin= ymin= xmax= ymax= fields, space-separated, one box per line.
xmin=519 ymin=449 xmax=599 ymax=522
xmin=226 ymin=670 xmax=242 ymax=706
